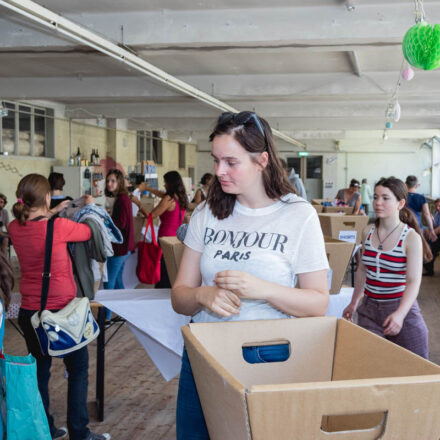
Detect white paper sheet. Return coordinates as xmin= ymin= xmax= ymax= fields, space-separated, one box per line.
xmin=94 ymin=289 xmax=190 ymax=380
xmin=326 ymin=287 xmax=354 ymax=318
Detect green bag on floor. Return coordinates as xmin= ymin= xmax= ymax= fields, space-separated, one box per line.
xmin=0 ymin=353 xmax=51 ymax=440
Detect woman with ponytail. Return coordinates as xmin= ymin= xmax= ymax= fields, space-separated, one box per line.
xmin=8 ymin=174 xmax=110 ymax=440
xmin=343 ymin=176 xmax=430 ymax=358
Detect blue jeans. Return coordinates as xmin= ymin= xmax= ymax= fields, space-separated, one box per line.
xmin=103 ymin=253 xmax=130 ymax=319
xmin=176 ymin=344 xmax=289 ymax=439
xmin=18 ymin=308 xmax=90 ymax=440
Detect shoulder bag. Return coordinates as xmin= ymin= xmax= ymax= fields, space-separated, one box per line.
xmin=31 ymin=217 xmax=100 ymax=358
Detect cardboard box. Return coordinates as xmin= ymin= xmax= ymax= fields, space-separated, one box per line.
xmin=311 ymin=198 xmax=329 ymax=205
xmin=312 ymin=204 xmax=323 ymax=213
xmin=159 ymin=236 xmax=185 ymax=286
xmin=323 ymin=206 xmax=354 ymax=214
xmin=182 ymin=317 xmax=440 ymax=440
xmin=319 ymin=213 xmax=369 ymax=245
xmin=324 ymin=236 xmax=354 ymax=294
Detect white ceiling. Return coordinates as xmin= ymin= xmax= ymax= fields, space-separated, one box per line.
xmin=1 ymin=0 xmax=440 ymax=149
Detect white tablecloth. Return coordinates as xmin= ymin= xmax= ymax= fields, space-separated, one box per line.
xmin=95 ymin=289 xmax=190 ymax=381
xmin=95 ymin=287 xmax=354 ymax=381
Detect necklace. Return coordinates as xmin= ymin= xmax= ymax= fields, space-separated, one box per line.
xmin=377 ymin=222 xmax=401 ymax=250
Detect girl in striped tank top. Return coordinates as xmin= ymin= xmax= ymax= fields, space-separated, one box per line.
xmin=343 ymin=177 xmax=432 ymax=358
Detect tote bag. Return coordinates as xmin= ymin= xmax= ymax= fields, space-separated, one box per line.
xmin=136 ymin=214 xmax=162 ymax=284
xmin=0 ymin=354 xmax=51 ymax=440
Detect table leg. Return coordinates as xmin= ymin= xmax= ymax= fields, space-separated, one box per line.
xmin=351 ymin=256 xmax=355 ymax=287
xmin=96 ymin=307 xmax=106 ymax=422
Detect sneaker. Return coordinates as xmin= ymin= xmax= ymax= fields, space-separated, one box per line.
xmin=84 ymin=432 xmax=111 ymax=440
xmin=53 ymin=427 xmax=68 ymax=440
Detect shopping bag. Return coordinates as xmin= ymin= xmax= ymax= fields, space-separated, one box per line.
xmin=0 ymin=353 xmax=51 ymax=440
xmin=136 ymin=214 xmax=162 ymax=284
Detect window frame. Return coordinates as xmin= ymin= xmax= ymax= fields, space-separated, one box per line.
xmin=0 ymin=100 xmax=54 ymax=158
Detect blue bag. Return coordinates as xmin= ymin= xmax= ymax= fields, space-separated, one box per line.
xmin=0 ymin=353 xmax=51 ymax=440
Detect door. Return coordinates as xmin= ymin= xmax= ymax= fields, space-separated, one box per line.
xmin=286 ymin=156 xmax=323 ymax=201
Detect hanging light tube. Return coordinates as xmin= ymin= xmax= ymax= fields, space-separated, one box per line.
xmin=0 ymin=0 xmax=306 ymax=148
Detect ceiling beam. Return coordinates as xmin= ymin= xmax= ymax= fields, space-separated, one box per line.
xmin=347 ymin=50 xmax=362 ymax=77
xmin=0 ymin=0 xmax=305 ymax=148
xmin=0 ymin=3 xmax=426 ymax=49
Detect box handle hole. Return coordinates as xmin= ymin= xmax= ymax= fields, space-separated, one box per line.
xmin=321 ymin=411 xmax=387 ymax=438
xmin=242 ymin=340 xmax=290 ymax=364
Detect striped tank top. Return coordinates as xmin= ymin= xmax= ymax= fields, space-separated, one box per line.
xmin=362 ymin=224 xmax=410 ymax=301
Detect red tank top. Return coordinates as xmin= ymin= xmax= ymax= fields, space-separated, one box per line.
xmin=158 ymin=199 xmax=185 ymax=237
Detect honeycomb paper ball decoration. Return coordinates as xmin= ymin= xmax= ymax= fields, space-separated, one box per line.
xmin=385 ymin=121 xmax=393 ymax=129
xmin=402 ymin=22 xmax=440 ymax=70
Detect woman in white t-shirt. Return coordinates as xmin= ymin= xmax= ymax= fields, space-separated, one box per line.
xmin=172 ymin=111 xmax=330 ymax=439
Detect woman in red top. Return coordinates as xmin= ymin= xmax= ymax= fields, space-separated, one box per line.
xmin=143 ymin=170 xmax=188 ymax=287
xmin=103 ymin=169 xmax=134 ymax=317
xmin=9 ymin=174 xmax=110 ymax=440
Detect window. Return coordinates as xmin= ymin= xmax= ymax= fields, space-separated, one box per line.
xmin=0 ymin=101 xmax=54 ymax=157
xmin=306 ymin=156 xmax=322 ymax=179
xmin=136 ymin=130 xmax=152 ymax=162
xmin=152 ymin=130 xmax=162 ymax=165
xmin=178 ymin=143 xmax=186 ymax=169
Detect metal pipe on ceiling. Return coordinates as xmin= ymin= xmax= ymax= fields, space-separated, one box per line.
xmin=0 ymin=0 xmax=306 ymax=149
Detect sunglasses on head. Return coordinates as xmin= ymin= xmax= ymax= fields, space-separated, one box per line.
xmin=218 ymin=111 xmax=268 ymax=148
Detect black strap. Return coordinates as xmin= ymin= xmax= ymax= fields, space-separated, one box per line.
xmin=40 ymin=217 xmax=55 ymax=312
xmin=67 ymin=245 xmax=86 ymax=298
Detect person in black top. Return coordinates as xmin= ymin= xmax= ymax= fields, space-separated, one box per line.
xmin=405 ymin=175 xmax=436 ymax=242
xmin=48 ymin=172 xmax=72 ymax=210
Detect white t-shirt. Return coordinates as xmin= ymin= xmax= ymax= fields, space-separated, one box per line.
xmin=184 ymin=193 xmax=329 ymax=323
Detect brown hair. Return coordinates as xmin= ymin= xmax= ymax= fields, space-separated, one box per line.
xmin=405 ymin=175 xmax=418 ymax=189
xmin=0 ymin=193 xmax=7 ymax=206
xmin=105 ymin=168 xmax=128 ymax=198
xmin=375 ymin=177 xmax=432 ymax=261
xmin=13 ymin=173 xmax=51 ymax=225
xmin=0 ymin=252 xmax=13 ymax=311
xmin=48 ymin=172 xmax=66 ymax=191
xmin=206 ymin=112 xmax=295 ymax=219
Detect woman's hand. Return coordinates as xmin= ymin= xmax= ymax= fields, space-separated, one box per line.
xmin=197 ymin=286 xmax=241 ymax=317
xmin=214 ymin=270 xmax=265 ymax=300
xmin=54 ymin=199 xmax=70 ymax=213
xmin=383 ymin=311 xmax=405 ymax=336
xmin=83 ymin=195 xmax=95 ymax=205
xmin=342 ymin=302 xmax=357 ymax=322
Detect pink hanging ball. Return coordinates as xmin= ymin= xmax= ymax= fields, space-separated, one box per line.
xmin=402 ymin=67 xmax=415 ymax=81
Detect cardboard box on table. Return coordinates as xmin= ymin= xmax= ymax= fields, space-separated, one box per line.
xmin=323 ymin=206 xmax=354 ymax=214
xmin=312 ymin=204 xmax=324 ymax=213
xmin=182 ymin=317 xmax=440 ymax=440
xmin=311 ymin=198 xmax=330 ymax=205
xmin=159 ymin=237 xmax=185 ymax=286
xmin=324 ymin=236 xmax=354 ymax=294
xmin=319 ymin=213 xmax=369 ymax=245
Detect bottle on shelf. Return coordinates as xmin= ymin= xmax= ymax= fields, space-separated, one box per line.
xmin=95 ymin=149 xmax=100 ymax=165
xmin=68 ymin=154 xmax=74 ymax=166
xmin=75 ymin=147 xmax=81 ymax=166
xmin=90 ymin=149 xmax=95 ymax=165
